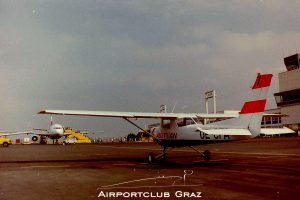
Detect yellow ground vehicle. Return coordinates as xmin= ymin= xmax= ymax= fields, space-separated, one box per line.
xmin=0 ymin=137 xmax=12 ymax=147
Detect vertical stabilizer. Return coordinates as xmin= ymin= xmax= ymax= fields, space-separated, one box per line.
xmin=203 ymin=73 xmax=273 ymax=137
xmin=245 ymin=73 xmax=273 ymax=136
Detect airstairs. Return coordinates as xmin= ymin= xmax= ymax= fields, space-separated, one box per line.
xmin=64 ymin=127 xmax=92 ymax=144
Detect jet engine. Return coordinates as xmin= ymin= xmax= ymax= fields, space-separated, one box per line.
xmin=32 ymin=136 xmax=39 ymax=142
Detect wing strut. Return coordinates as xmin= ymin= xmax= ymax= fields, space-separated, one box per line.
xmin=122 ymin=117 xmax=161 ymax=143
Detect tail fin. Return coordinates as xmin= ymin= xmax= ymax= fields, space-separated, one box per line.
xmin=203 ymin=73 xmax=273 ymax=137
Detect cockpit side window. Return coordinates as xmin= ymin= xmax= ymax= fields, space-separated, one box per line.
xmin=177 ymin=118 xmax=186 ymax=127
xmin=161 ymin=119 xmax=171 ymax=129
xmin=177 ymin=118 xmax=197 ymax=127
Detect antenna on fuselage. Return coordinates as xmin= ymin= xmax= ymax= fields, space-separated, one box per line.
xmin=171 ymin=101 xmax=178 ymax=113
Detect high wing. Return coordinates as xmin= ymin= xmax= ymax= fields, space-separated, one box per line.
xmin=38 ymin=110 xmax=191 ymax=119
xmin=38 ymin=109 xmax=280 ymax=120
xmin=38 ymin=110 xmax=238 ymax=119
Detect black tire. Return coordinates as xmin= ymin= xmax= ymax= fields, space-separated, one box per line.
xmin=161 ymin=153 xmax=167 ymax=161
xmin=203 ymin=150 xmax=211 ymax=161
xmin=148 ymin=152 xmax=155 ymax=163
xmin=3 ymin=142 xmax=9 ymax=147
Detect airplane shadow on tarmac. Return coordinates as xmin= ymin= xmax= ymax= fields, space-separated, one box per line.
xmin=0 ymin=154 xmax=228 ymax=169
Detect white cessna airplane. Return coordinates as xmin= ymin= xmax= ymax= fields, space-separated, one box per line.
xmin=38 ymin=73 xmax=273 ymax=162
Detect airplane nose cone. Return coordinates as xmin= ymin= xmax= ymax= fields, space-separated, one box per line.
xmin=58 ymin=129 xmax=64 ymax=135
xmin=50 ymin=124 xmax=64 ymax=136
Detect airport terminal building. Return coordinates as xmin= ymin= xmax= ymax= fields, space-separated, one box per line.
xmin=273 ymin=54 xmax=300 ymax=134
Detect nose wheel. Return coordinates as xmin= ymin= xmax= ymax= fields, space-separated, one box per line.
xmin=148 ymin=152 xmax=155 ymax=163
xmin=148 ymin=147 xmax=211 ymax=163
xmin=147 ymin=152 xmax=168 ymax=163
xmin=147 ymin=147 xmax=169 ymax=163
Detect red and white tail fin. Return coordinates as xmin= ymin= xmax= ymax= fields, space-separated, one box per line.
xmin=203 ymin=73 xmax=273 ymax=137
xmin=242 ymin=73 xmax=273 ymax=136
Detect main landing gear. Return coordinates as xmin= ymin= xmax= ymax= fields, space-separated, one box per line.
xmin=190 ymin=146 xmax=211 ymax=161
xmin=52 ymin=139 xmax=59 ymax=144
xmin=202 ymin=150 xmax=211 ymax=161
xmin=147 ymin=146 xmax=211 ymax=163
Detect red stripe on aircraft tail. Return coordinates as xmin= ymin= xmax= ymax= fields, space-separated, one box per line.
xmin=240 ymin=99 xmax=267 ymax=114
xmin=252 ymin=73 xmax=273 ymax=89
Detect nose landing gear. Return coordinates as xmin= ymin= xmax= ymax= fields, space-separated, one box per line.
xmin=147 ymin=146 xmax=211 ymax=163
xmin=147 ymin=147 xmax=169 ymax=163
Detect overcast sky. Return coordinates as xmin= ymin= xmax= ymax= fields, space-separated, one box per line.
xmin=1 ymin=0 xmax=300 ymax=137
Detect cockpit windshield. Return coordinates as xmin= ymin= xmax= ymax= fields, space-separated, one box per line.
xmin=53 ymin=127 xmax=62 ymax=130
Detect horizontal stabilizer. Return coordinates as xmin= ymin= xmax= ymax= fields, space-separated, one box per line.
xmin=261 ymin=127 xmax=295 ymax=135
